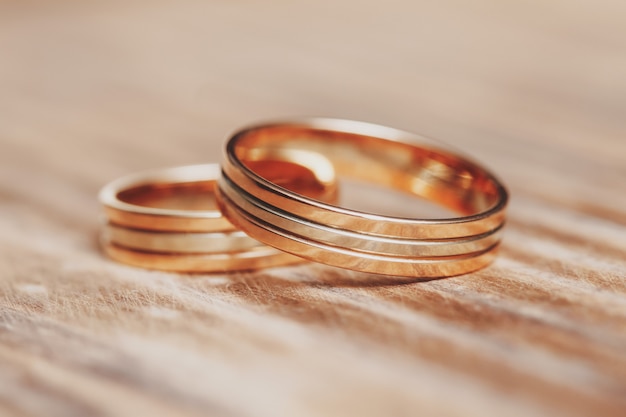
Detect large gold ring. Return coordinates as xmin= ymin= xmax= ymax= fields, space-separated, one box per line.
xmin=217 ymin=118 xmax=508 ymax=277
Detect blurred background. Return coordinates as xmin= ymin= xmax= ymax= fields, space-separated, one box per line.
xmin=1 ymin=1 xmax=624 ymax=206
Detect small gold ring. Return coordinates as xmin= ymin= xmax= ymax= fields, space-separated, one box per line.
xmin=98 ymin=162 xmax=336 ymax=272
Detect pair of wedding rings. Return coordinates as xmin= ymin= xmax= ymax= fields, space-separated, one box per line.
xmin=99 ymin=118 xmax=508 ymax=278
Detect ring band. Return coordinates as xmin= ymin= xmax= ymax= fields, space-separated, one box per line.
xmin=217 ymin=118 xmax=508 ymax=277
xmin=101 ymin=239 xmax=300 ymax=273
xmin=219 ymin=176 xmax=503 ymax=257
xmin=98 ymin=162 xmax=337 ymax=272
xmin=102 ymin=223 xmax=261 ymax=254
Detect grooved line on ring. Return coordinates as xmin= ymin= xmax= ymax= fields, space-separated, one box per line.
xmin=101 ymin=240 xmax=303 ymax=273
xmin=102 ymin=222 xmax=261 ymax=254
xmin=217 ymin=190 xmax=500 ymax=277
xmin=218 ymin=178 xmax=500 ymax=263
xmin=223 ymin=140 xmax=507 ymax=239
xmin=219 ymin=173 xmax=503 ymax=258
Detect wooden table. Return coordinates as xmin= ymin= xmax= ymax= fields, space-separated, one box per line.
xmin=1 ymin=1 xmax=625 ymax=416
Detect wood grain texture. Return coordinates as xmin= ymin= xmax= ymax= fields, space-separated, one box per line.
xmin=1 ymin=1 xmax=625 ymax=416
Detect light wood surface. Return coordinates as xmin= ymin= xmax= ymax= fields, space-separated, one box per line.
xmin=1 ymin=1 xmax=625 ymax=416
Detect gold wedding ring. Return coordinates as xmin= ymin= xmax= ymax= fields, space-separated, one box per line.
xmin=217 ymin=118 xmax=508 ymax=277
xmin=99 ymin=162 xmax=337 ymax=272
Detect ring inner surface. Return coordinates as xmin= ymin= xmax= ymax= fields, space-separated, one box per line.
xmin=117 ymin=181 xmax=218 ymax=211
xmin=234 ymin=127 xmax=501 ymax=216
xmin=243 ymin=157 xmax=337 ymax=203
xmin=117 ymin=159 xmax=336 ymax=211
